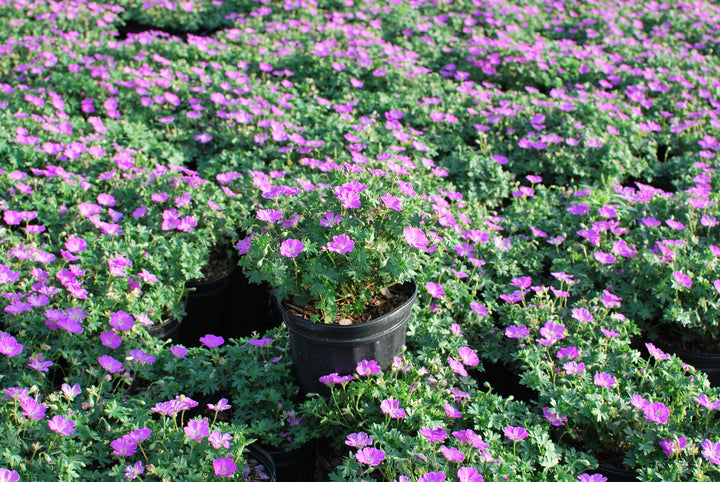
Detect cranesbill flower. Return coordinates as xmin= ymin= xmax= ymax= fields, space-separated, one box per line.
xmin=356 ymin=359 xmax=381 ymax=375
xmin=184 ymin=419 xmax=210 ymax=441
xmin=556 ymin=347 xmax=580 ymax=359
xmin=594 ymin=372 xmax=616 ymax=388
xmin=403 ymin=227 xmax=429 ymax=250
xmin=672 ymin=271 xmax=692 ymax=288
xmin=701 ymin=439 xmax=720 ymax=465
xmin=457 ymin=467 xmax=484 ymax=482
xmin=643 ymin=402 xmax=670 ymax=423
xmin=420 ymin=426 xmax=448 ymax=443
xmin=128 ymin=349 xmax=155 ymax=364
xmin=170 ymin=345 xmax=188 ymax=358
xmin=381 ymin=193 xmax=402 ymax=211
xmin=447 ymin=357 xmax=468 ymax=377
xmin=503 ymin=426 xmax=528 ymax=441
xmin=124 ymin=461 xmax=144 ymax=480
xmin=419 ymin=472 xmax=446 ymax=482
xmin=458 ymin=347 xmax=479 ymax=367
xmin=108 ymin=253 xmax=132 ymax=277
xmin=213 ymin=456 xmax=237 ymax=477
xmin=645 ymin=343 xmax=670 ymax=361
xmin=444 ymin=403 xmax=462 ymax=419
xmin=346 ymin=432 xmax=373 ymax=448
xmin=440 ymin=446 xmax=464 ymax=462
xmin=564 ymin=361 xmax=585 ymax=375
xmin=572 ymin=308 xmax=594 ymax=323
xmin=48 ymin=415 xmax=75 ymax=436
xmin=110 ymin=311 xmax=134 ymax=331
xmin=280 ymin=238 xmax=304 ymax=258
xmin=536 ymin=321 xmax=565 ymax=346
xmin=208 ymin=398 xmax=231 ymax=412
xmin=577 ymin=475 xmax=608 ymax=482
xmin=659 ymin=436 xmax=687 ymax=458
xmin=380 ymin=399 xmax=406 ymax=419
xmin=98 ymin=355 xmax=123 ymax=373
xmin=319 ymin=373 xmax=355 ymax=385
xmin=209 ymin=430 xmax=232 ymax=449
xmin=505 ymin=325 xmax=530 ymax=339
xmin=0 ymin=332 xmax=23 ymax=357
xmin=543 ymin=407 xmax=567 ymax=426
xmin=110 ymin=436 xmax=137 ymax=456
xmin=425 ymin=282 xmax=445 ymax=298
xmin=327 ymin=235 xmax=355 ymax=254
xmin=257 ymin=209 xmax=282 ymax=223
xmin=20 ymin=397 xmax=46 ymax=419
xmin=199 ymin=334 xmax=224 ymax=348
xmin=355 ymin=447 xmax=386 ymax=466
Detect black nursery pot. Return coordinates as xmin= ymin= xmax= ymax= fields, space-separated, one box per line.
xmin=179 ymin=262 xmax=236 ymax=346
xmin=654 ymin=340 xmax=720 ymax=386
xmin=595 ymin=463 xmax=640 ymax=482
xmin=247 ymin=444 xmax=277 ymax=482
xmin=265 ymin=441 xmax=315 ymax=482
xmin=278 ymin=282 xmax=417 ymax=395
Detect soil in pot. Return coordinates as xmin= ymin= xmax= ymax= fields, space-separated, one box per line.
xmin=247 ymin=444 xmax=278 ymax=482
xmin=265 ymin=441 xmax=316 ymax=482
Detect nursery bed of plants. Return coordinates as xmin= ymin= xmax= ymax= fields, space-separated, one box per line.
xmin=2 ymin=0 xmax=720 ymax=480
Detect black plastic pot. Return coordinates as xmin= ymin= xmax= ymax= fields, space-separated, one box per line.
xmin=654 ymin=340 xmax=720 ymax=386
xmin=596 ymin=463 xmax=640 ymax=482
xmin=247 ymin=444 xmax=277 ymax=482
xmin=147 ymin=317 xmax=181 ymax=342
xmin=278 ymin=282 xmax=417 ymax=395
xmin=265 ymin=441 xmax=315 ymax=482
xmin=180 ymin=262 xmax=236 ymax=346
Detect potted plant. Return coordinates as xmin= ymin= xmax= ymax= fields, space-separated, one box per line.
xmin=231 ymin=165 xmax=439 ymax=393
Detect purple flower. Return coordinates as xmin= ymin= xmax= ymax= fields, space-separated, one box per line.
xmin=457 ymin=467 xmax=484 ymax=482
xmin=355 ymin=447 xmax=386 ymax=466
xmin=108 ymin=253 xmax=132 ymax=277
xmin=380 ymin=399 xmax=407 ymax=419
xmin=556 ymin=347 xmax=580 ymax=360
xmin=594 ymin=251 xmax=616 ymax=264
xmin=503 ymin=426 xmax=528 ymax=441
xmin=701 ymin=439 xmax=720 ymax=465
xmin=659 ymin=436 xmax=687 ymax=458
xmin=577 ymin=475 xmax=608 ymax=482
xmin=572 ymin=308 xmax=594 ymax=323
xmin=381 ymin=193 xmax=402 ymax=211
xmin=98 ymin=355 xmax=124 ymax=373
xmin=65 ymin=236 xmax=87 ymax=253
xmin=208 ymin=398 xmax=231 ymax=412
xmin=184 ymin=419 xmax=210 ymax=441
xmin=257 ymin=209 xmax=283 ymax=223
xmin=567 ymin=204 xmax=589 ymax=215
xmin=110 ymin=311 xmax=134 ymax=331
xmin=209 ymin=430 xmax=232 ymax=449
xmin=505 ymin=325 xmax=530 ymax=339
xmin=199 ymin=334 xmax=224 ymax=348
xmin=248 ymin=337 xmax=272 ymax=347
xmin=128 ymin=349 xmax=156 ymax=364
xmin=100 ymin=331 xmax=122 ymax=349
xmin=458 ymin=347 xmax=479 ymax=367
xmin=470 ymin=302 xmax=489 ymax=316
xmin=28 ymin=354 xmax=53 ymax=372
xmin=564 ymin=361 xmax=585 ymax=375
xmin=48 ymin=415 xmax=75 ymax=435
xmin=170 ymin=345 xmax=188 ymax=358
xmin=447 ymin=356 xmax=468 ymax=377
xmin=124 ymin=461 xmax=144 ymax=480
xmin=111 ymin=436 xmax=137 ymax=457
xmin=425 ymin=282 xmax=446 ymax=299
xmin=643 ymin=402 xmax=670 ymax=423
xmin=645 ymin=343 xmax=670 ymax=361
xmin=444 ymin=403 xmax=462 ymax=419
xmin=593 ymin=372 xmax=616 ymax=388
xmin=326 ymin=234 xmax=355 ymax=254
xmin=537 ymin=321 xmax=565 ymax=346
xmin=213 ymin=456 xmax=237 ymax=477
xmin=356 ymin=359 xmax=381 ymax=376
xmin=280 ymin=238 xmax=304 ymax=258
xmin=672 ymin=271 xmax=692 ymax=288
xmin=128 ymin=428 xmax=152 ymax=443
xmin=319 ymin=373 xmax=355 ymax=385
xmin=420 ymin=426 xmax=448 ymax=443
xmin=419 ymin=472 xmax=446 ymax=482
xmin=403 ymin=227 xmax=429 ymax=250
xmin=440 ymin=446 xmax=464 ymax=462
xmin=61 ymin=383 xmax=81 ymax=400
xmin=543 ymin=407 xmax=567 ymax=426
xmin=0 ymin=332 xmax=24 ymax=357
xmin=346 ymin=432 xmax=373 ymax=448
xmin=20 ymin=397 xmax=47 ymax=419
xmin=0 ymin=469 xmax=20 ymax=482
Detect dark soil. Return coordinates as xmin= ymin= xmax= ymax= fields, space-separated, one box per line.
xmin=189 ymin=244 xmax=236 ymax=283
xmin=283 ymin=283 xmax=413 ymax=325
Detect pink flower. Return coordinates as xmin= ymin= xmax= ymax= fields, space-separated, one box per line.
xmin=536 ymin=321 xmax=565 ymax=346
xmin=564 ymin=361 xmax=585 ymax=375
xmin=110 ymin=311 xmax=134 ymax=331
xmin=659 ymin=436 xmax=687 ymax=458
xmin=355 ymin=447 xmax=386 ymax=466
xmin=447 ymin=356 xmax=468 ymax=376
xmin=380 ymin=399 xmax=406 ymax=419
xmin=356 ymin=359 xmax=381 ymax=376
xmin=48 ymin=415 xmax=75 ymax=435
xmin=280 ymin=238 xmax=304 ymax=258
xmin=594 ymin=251 xmax=616 ymax=264
xmin=505 ymin=325 xmax=530 ymax=339
xmin=403 ymin=227 xmax=429 ymax=250
xmin=420 ymin=426 xmax=448 ymax=443
xmin=199 ymin=334 xmax=224 ymax=348
xmin=0 ymin=332 xmax=23 ymax=357
xmin=457 ymin=467 xmax=484 ymax=482
xmin=184 ymin=419 xmax=210 ymax=441
xmin=346 ymin=432 xmax=373 ymax=448
xmin=572 ymin=308 xmax=593 ymax=323
xmin=326 ymin=234 xmax=355 ymax=254
xmin=672 ymin=271 xmax=692 ymax=288
xmin=701 ymin=439 xmax=720 ymax=465
xmin=98 ymin=355 xmax=124 ymax=373
xmin=593 ymin=372 xmax=616 ymax=388
xmin=381 ymin=193 xmax=402 ymax=211
xmin=503 ymin=426 xmax=528 ymax=441
xmin=107 ymin=253 xmax=132 ymax=277
xmin=440 ymin=445 xmax=464 ymax=461
xmin=110 ymin=435 xmax=137 ymax=456
xmin=425 ymin=282 xmax=446 ymax=298
xmin=209 ymin=430 xmax=232 ymax=449
xmin=444 ymin=403 xmax=462 ymax=419
xmin=543 ymin=407 xmax=567 ymax=426
xmin=458 ymin=347 xmax=479 ymax=367
xmin=213 ymin=456 xmax=237 ymax=477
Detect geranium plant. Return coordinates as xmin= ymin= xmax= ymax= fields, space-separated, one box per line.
xmin=233 ymin=165 xmax=438 ymax=323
